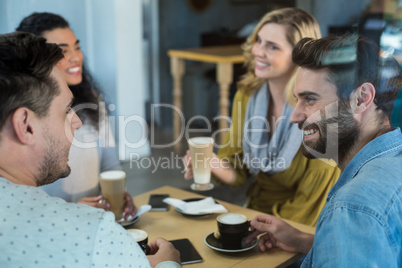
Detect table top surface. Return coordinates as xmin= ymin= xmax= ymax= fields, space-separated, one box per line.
xmin=130 ymin=186 xmax=314 ymax=268
xmin=168 ymin=45 xmax=245 ymax=64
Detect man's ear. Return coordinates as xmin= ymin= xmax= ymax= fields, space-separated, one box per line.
xmin=11 ymin=107 xmax=37 ymax=145
xmin=353 ymin=83 xmax=376 ymax=114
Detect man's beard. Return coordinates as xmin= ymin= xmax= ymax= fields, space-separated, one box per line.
xmin=36 ymin=132 xmax=71 ymax=186
xmin=300 ymin=101 xmax=360 ymax=163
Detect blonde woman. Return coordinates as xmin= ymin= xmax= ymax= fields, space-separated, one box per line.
xmin=184 ymin=8 xmax=340 ymax=226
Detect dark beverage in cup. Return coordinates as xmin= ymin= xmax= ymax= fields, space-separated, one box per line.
xmin=217 ymin=213 xmax=250 ymax=249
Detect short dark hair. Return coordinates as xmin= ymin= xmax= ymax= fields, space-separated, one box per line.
xmin=0 ymin=32 xmax=64 ymax=132
xmin=16 ymin=12 xmax=69 ymax=36
xmin=292 ymin=34 xmax=402 ymax=119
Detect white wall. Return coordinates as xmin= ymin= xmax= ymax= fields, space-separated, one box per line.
xmin=0 ymin=0 xmax=88 ymax=62
xmin=0 ymin=0 xmax=150 ymax=160
xmin=114 ymin=0 xmax=151 ymax=160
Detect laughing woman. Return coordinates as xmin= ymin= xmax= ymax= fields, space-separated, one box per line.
xmin=184 ymin=8 xmax=340 ymax=226
xmin=16 ymin=12 xmax=136 ymax=220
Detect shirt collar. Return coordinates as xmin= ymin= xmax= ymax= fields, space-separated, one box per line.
xmin=327 ymin=128 xmax=402 ymax=201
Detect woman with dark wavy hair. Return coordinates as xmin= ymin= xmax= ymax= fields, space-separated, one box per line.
xmin=16 ymin=12 xmax=136 ymax=221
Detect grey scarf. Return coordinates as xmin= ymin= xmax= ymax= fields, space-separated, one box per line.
xmin=242 ymin=83 xmax=302 ymax=175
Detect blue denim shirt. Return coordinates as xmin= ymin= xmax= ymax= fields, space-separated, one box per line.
xmin=302 ymin=128 xmax=402 ymax=267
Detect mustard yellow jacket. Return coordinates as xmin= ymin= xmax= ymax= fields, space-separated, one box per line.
xmin=216 ymin=89 xmax=341 ymax=226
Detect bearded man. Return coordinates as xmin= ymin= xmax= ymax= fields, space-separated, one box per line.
xmin=246 ymin=34 xmax=402 ymax=267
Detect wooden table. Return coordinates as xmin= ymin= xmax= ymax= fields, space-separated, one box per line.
xmin=131 ymin=186 xmax=314 ymax=268
xmin=168 ymin=45 xmax=245 ymax=147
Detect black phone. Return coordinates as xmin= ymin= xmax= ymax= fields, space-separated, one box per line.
xmin=148 ymin=194 xmax=169 ymax=211
xmin=169 ymin=238 xmax=203 ymax=265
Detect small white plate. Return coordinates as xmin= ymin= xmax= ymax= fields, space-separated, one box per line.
xmin=204 ymin=232 xmax=258 ymax=253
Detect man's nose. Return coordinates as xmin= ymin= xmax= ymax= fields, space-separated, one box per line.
xmin=71 ymin=111 xmax=82 ymax=130
xmin=290 ymin=103 xmax=307 ymax=125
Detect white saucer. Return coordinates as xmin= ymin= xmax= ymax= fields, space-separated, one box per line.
xmin=204 ymin=232 xmax=258 ymax=253
xmin=175 ymin=198 xmax=220 ymax=216
xmin=117 ymin=215 xmax=139 ymax=227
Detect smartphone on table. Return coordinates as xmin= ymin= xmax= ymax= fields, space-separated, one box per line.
xmin=169 ymin=238 xmax=203 ymax=265
xmin=148 ymin=194 xmax=170 ymax=211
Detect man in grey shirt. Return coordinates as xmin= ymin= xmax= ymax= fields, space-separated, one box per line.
xmin=0 ymin=32 xmax=181 ymax=268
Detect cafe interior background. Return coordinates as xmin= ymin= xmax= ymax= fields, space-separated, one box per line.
xmin=1 ymin=0 xmax=401 ymax=204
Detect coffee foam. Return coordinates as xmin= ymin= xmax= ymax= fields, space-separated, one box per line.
xmin=127 ymin=229 xmax=147 ymax=241
xmin=188 ymin=137 xmax=213 ymax=147
xmin=100 ymin=170 xmax=126 ymax=180
xmin=219 ymin=213 xmax=247 ymax=224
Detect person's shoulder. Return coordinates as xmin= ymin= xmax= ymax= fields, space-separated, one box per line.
xmin=0 ymin=181 xmax=114 ymax=236
xmin=358 ymin=151 xmax=402 ymax=187
xmin=13 ymin=185 xmax=111 ymax=224
xmin=303 ymin=158 xmax=341 ymax=177
xmin=306 ymin=158 xmax=339 ymax=170
xmin=233 ymin=89 xmax=251 ymax=103
xmin=45 ymin=196 xmax=120 ymax=239
xmin=54 ymin=196 xmax=111 ymax=219
xmin=0 ymin=179 xmax=49 ymax=201
xmin=332 ymin=164 xmax=402 ymax=219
